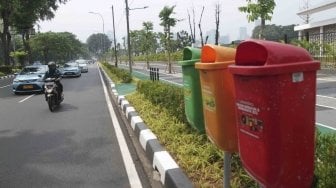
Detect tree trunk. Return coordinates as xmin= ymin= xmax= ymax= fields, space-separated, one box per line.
xmin=1 ymin=15 xmax=11 ymax=65
xmin=146 ymin=51 xmax=149 ymax=69
xmin=21 ymin=31 xmax=32 ymax=65
xmin=260 ymin=19 xmax=265 ymax=39
xmin=168 ymin=26 xmax=172 ymax=74
xmin=215 ymin=4 xmax=220 ymax=45
xmin=25 ymin=32 xmax=32 ymax=64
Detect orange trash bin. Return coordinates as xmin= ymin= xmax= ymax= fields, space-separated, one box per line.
xmin=195 ymin=45 xmax=238 ymax=152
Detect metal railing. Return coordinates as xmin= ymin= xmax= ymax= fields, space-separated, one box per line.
xmin=274 ymin=32 xmax=336 ymax=69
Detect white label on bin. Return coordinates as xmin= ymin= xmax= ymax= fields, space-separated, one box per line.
xmin=236 ymin=101 xmax=260 ymax=115
xmin=292 ymin=72 xmax=304 ymax=83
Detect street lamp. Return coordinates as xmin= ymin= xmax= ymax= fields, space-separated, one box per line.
xmin=111 ymin=5 xmax=118 ymax=67
xmin=89 ymin=11 xmax=105 ymax=56
xmin=125 ymin=0 xmax=148 ymax=73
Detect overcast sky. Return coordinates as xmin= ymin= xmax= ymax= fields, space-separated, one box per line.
xmin=38 ymin=0 xmax=330 ymax=43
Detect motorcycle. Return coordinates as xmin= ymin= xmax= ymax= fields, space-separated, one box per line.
xmin=44 ymin=77 xmax=63 ymax=111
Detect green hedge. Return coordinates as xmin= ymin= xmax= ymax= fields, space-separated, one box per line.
xmin=102 ymin=62 xmax=132 ymax=83
xmin=136 ymin=80 xmax=186 ymax=123
xmin=0 ymin=66 xmax=13 ymax=74
xmin=315 ymin=131 xmax=336 ymax=187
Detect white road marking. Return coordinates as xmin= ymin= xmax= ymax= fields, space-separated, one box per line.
xmin=316 ymin=104 xmax=336 ymax=110
xmin=317 ymin=78 xmax=336 ymax=82
xmin=317 ymin=95 xmax=336 ymax=100
xmin=0 ymin=84 xmax=11 ymax=88
xmin=19 ymin=94 xmax=35 ymax=103
xmin=316 ymin=122 xmax=336 ymax=131
xmin=98 ymin=66 xmax=143 ymax=188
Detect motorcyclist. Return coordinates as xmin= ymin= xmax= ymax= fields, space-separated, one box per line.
xmin=44 ymin=61 xmax=63 ymax=100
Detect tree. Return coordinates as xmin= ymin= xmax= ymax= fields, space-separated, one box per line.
xmin=252 ymin=24 xmax=298 ymax=41
xmin=159 ymin=5 xmax=177 ymax=74
xmin=141 ymin=22 xmax=156 ymax=69
xmin=0 ymin=0 xmax=68 ymax=65
xmin=175 ymin=30 xmax=192 ymax=50
xmin=129 ymin=30 xmax=143 ymax=56
xmin=86 ymin=33 xmax=111 ymax=57
xmin=239 ymin=0 xmax=276 ymax=39
xmin=30 ymin=32 xmax=85 ymax=64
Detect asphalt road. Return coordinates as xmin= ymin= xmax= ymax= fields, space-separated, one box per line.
xmin=121 ymin=62 xmax=336 ymax=132
xmin=0 ymin=64 xmax=153 ymax=187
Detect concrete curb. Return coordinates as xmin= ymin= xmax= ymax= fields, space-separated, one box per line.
xmin=0 ymin=74 xmax=14 ymax=80
xmin=100 ymin=67 xmax=193 ymax=188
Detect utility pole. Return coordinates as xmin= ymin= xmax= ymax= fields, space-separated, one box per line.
xmin=124 ymin=0 xmax=148 ymax=73
xmin=112 ymin=5 xmax=118 ymax=67
xmin=125 ymin=0 xmax=132 ymax=73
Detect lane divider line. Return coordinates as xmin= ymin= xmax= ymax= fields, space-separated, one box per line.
xmin=316 ymin=104 xmax=336 ymax=110
xmin=19 ymin=94 xmax=35 ymax=103
xmin=317 ymin=95 xmax=336 ymax=100
xmin=98 ymin=66 xmax=143 ymax=188
xmin=317 ymin=78 xmax=336 ymax=82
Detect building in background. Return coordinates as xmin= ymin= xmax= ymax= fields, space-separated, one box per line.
xmin=294 ymin=1 xmax=336 ymax=41
xmin=294 ymin=0 xmax=336 ymax=65
xmin=206 ymin=29 xmax=217 ymax=44
xmin=238 ymin=27 xmax=248 ymax=40
xmin=219 ymin=35 xmax=230 ymax=44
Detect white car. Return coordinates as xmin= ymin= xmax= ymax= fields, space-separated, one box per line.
xmin=62 ymin=62 xmax=81 ymax=77
xmin=76 ymin=59 xmax=89 ymax=73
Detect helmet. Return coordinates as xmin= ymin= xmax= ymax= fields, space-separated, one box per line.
xmin=48 ymin=61 xmax=56 ymax=71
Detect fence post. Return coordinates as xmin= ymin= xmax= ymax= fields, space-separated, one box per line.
xmin=284 ymin=34 xmax=288 ymax=44
xmin=149 ymin=67 xmax=159 ymax=81
xmin=149 ymin=67 xmax=153 ymax=81
xmin=305 ymin=32 xmax=309 ymax=41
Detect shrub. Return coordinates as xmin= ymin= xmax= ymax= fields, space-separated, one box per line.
xmin=136 ymin=80 xmax=186 ymax=123
xmin=0 ymin=66 xmax=13 ymax=74
xmin=315 ymin=131 xmax=336 ymax=187
xmin=0 ymin=72 xmax=5 ymax=77
xmin=102 ymin=62 xmax=132 ymax=83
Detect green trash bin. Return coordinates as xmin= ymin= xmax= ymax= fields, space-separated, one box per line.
xmin=178 ymin=47 xmax=205 ymax=132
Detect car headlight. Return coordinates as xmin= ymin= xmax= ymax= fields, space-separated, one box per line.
xmin=13 ymin=79 xmax=19 ymax=83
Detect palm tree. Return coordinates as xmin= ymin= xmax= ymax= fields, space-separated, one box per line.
xmin=159 ymin=5 xmax=177 ymax=74
xmin=142 ymin=22 xmax=154 ymax=69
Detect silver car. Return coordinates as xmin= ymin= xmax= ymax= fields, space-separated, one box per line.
xmin=12 ymin=65 xmax=48 ymax=94
xmin=76 ymin=59 xmax=89 ymax=73
xmin=62 ymin=62 xmax=81 ymax=77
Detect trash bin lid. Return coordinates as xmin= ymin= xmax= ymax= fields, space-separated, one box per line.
xmin=183 ymin=47 xmax=201 ymax=61
xmin=201 ymin=44 xmax=236 ymax=63
xmin=235 ymin=39 xmax=313 ymax=66
xmin=229 ymin=40 xmax=320 ymax=75
xmin=178 ymin=47 xmax=201 ymax=66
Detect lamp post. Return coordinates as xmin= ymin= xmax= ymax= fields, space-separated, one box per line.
xmin=111 ymin=5 xmax=118 ymax=67
xmin=89 ymin=11 xmax=105 ymax=56
xmin=125 ymin=0 xmax=148 ymax=73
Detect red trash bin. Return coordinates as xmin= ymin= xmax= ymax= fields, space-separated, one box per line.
xmin=229 ymin=40 xmax=320 ymax=188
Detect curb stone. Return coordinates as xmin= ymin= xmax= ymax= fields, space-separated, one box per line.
xmin=100 ymin=67 xmax=193 ymax=188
